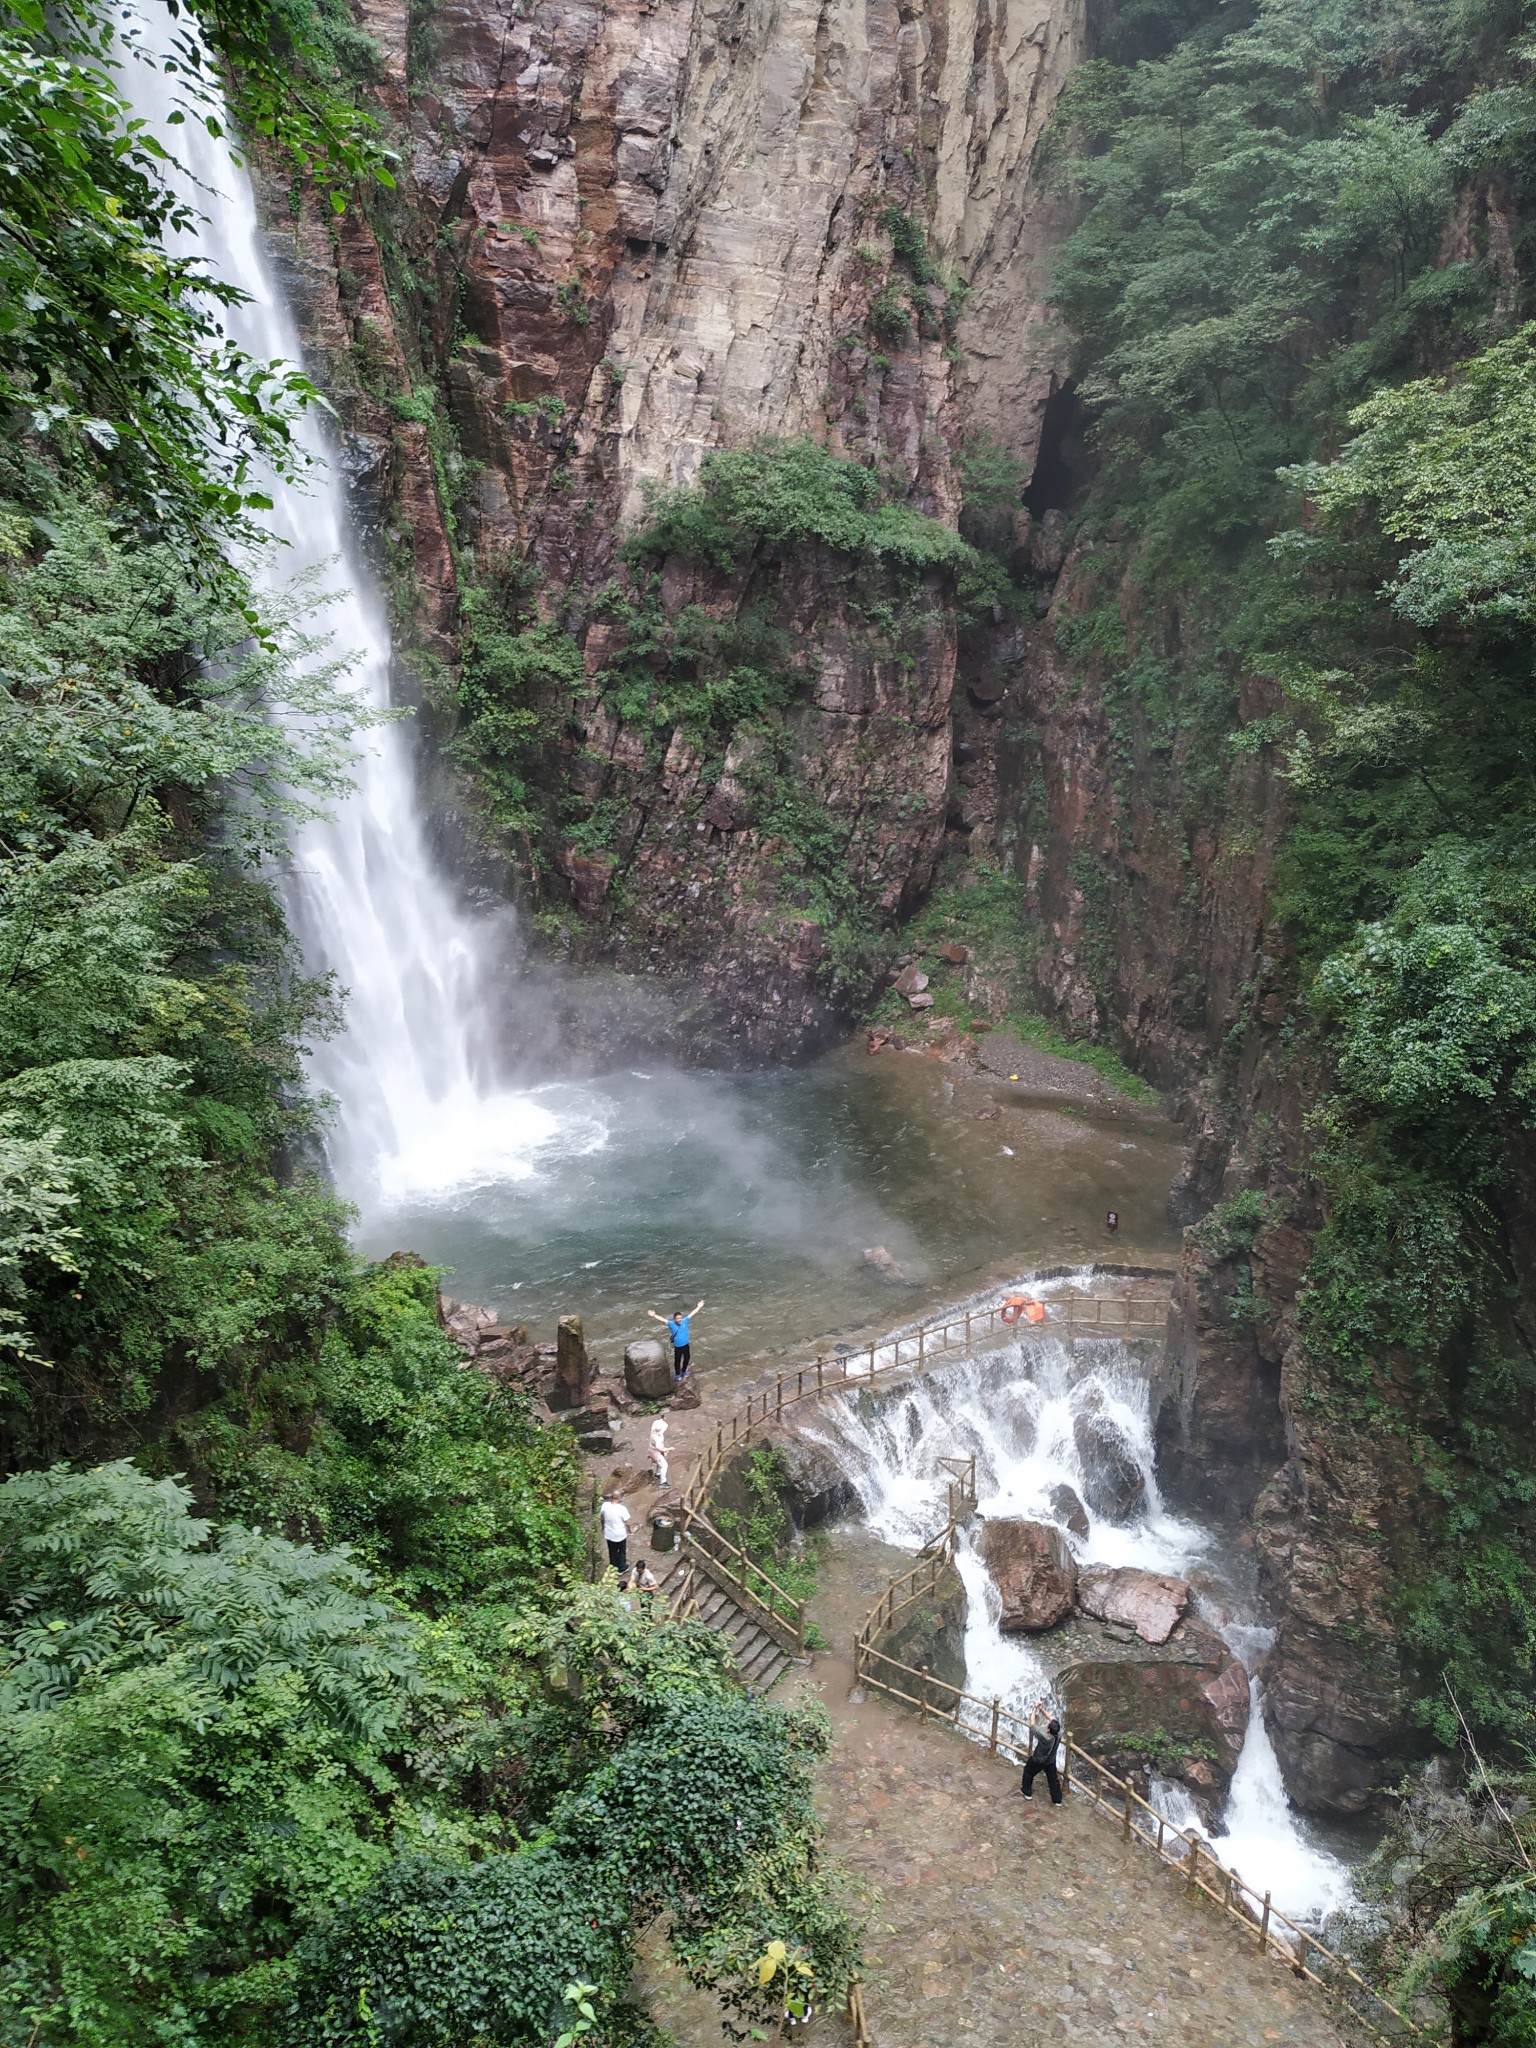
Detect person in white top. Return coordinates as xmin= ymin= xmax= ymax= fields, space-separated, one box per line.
xmin=648 ymin=1413 xmax=669 ymax=1488
xmin=599 ymin=1488 xmax=632 ymax=1574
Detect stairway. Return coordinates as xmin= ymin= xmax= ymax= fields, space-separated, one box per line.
xmin=658 ymin=1554 xmax=795 ymax=1693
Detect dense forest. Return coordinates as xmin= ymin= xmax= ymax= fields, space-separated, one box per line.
xmin=1038 ymin=0 xmax=1536 ymax=2031
xmin=0 ymin=1 xmax=858 ymax=2041
xmin=8 ymin=0 xmax=1536 ymax=2038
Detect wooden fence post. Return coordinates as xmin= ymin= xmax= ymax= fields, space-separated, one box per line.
xmin=817 ymin=1355 xmax=824 ymax=1393
xmin=989 ymin=1698 xmax=1000 ymax=1755
xmin=1122 ymin=1787 xmax=1133 ymax=1841
xmin=1259 ymin=1892 xmax=1271 ymax=1955
xmin=919 ymin=1663 xmax=930 ymax=1725
xmin=1186 ymin=1837 xmax=1200 ymax=1896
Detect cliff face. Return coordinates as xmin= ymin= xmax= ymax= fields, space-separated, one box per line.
xmin=262 ymin=0 xmax=1085 ymax=1055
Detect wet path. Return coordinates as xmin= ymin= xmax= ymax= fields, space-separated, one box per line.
xmin=639 ymin=1540 xmax=1359 ymax=2048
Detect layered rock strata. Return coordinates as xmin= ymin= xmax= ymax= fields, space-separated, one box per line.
xmin=258 ymin=0 xmax=1087 ymax=1056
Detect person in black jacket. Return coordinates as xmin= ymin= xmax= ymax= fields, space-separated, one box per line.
xmin=1021 ymin=1711 xmax=1063 ymax=1805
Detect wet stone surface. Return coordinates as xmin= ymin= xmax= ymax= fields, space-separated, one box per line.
xmin=639 ymin=1531 xmax=1362 ymax=2048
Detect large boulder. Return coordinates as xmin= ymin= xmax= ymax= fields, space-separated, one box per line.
xmin=717 ymin=1425 xmax=857 ymax=1530
xmin=624 ymin=1339 xmax=673 ymax=1401
xmin=1077 ymin=1565 xmax=1190 ymax=1645
xmin=1073 ymin=1407 xmax=1146 ymax=1520
xmin=1060 ymin=1614 xmax=1251 ymax=1816
xmin=979 ymin=1517 xmax=1077 ymax=1632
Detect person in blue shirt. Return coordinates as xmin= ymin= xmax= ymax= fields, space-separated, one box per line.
xmin=648 ymin=1299 xmax=704 ymax=1383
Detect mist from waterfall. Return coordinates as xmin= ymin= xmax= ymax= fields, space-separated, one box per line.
xmin=806 ymin=1280 xmax=1354 ymax=1922
xmin=117 ymin=12 xmax=592 ymax=1207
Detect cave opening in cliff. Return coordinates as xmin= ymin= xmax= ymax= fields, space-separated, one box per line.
xmin=1023 ymin=380 xmax=1089 ymax=519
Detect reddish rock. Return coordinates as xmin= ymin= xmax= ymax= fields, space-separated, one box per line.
xmin=893 ymin=966 xmax=930 ymax=997
xmin=1077 ymin=1565 xmax=1190 ymax=1646
xmin=936 ymin=942 xmax=969 ymax=965
xmin=980 ymin=1517 xmax=1077 ymax=1632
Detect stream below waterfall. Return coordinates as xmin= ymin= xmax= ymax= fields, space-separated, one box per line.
xmin=801 ymin=1290 xmax=1370 ymax=1924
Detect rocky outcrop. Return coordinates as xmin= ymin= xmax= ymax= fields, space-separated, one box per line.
xmin=549 ymin=1312 xmax=592 ymax=1409
xmin=980 ymin=1516 xmax=1076 ymax=1631
xmin=1076 ymin=1565 xmax=1189 ymax=1646
xmin=253 ymin=0 xmax=1088 ymax=1059
xmin=1048 ymin=1481 xmax=1089 ymax=1538
xmin=1060 ymin=1613 xmax=1250 ymax=1818
xmin=752 ymin=1424 xmax=860 ymax=1529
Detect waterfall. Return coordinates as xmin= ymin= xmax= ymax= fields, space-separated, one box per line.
xmin=117 ymin=11 xmax=584 ymax=1209
xmin=805 ymin=1274 xmax=1354 ymax=1922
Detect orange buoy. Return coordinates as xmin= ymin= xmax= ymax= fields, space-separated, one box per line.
xmin=1001 ymin=1293 xmax=1046 ymax=1325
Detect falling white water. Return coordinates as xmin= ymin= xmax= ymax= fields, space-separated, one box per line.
xmin=117 ymin=13 xmax=604 ymax=1205
xmin=810 ymin=1274 xmax=1354 ymax=1923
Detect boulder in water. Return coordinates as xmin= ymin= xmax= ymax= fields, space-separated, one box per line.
xmin=1077 ymin=1565 xmax=1189 ymax=1645
xmin=1048 ymin=1483 xmax=1090 ymax=1539
xmin=1073 ymin=1407 xmax=1146 ymax=1520
xmin=861 ymin=1245 xmax=908 ymax=1283
xmin=980 ymin=1517 xmax=1077 ymax=1632
xmin=624 ymin=1339 xmax=673 ymax=1402
xmin=1058 ymin=1612 xmax=1250 ymax=1816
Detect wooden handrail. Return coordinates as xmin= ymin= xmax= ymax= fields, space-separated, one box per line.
xmin=852 ymin=1580 xmax=1430 ymax=2044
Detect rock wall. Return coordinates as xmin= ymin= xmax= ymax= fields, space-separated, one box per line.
xmin=258 ymin=0 xmax=1086 ymax=1055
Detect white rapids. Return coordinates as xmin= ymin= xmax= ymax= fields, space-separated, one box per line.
xmin=807 ymin=1272 xmax=1354 ymax=1923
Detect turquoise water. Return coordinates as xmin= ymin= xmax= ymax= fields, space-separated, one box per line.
xmin=359 ymin=1043 xmax=1183 ymax=1370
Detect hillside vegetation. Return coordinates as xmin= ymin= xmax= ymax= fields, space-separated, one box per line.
xmin=0 ymin=2 xmax=858 ymax=2040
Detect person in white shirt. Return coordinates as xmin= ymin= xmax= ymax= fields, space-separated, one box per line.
xmin=599 ymin=1488 xmax=632 ymax=1574
xmin=648 ymin=1413 xmax=669 ymax=1488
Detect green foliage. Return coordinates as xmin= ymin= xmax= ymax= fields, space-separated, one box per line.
xmin=450 ymin=565 xmax=585 ymax=837
xmin=0 ymin=1462 xmax=429 ymax=2046
xmin=1045 ymin=0 xmax=1536 ymax=1753
xmin=1349 ymin=1763 xmax=1536 ymax=2043
xmin=1295 ymin=324 xmax=1536 ymax=631
xmin=290 ymin=1639 xmax=859 ymax=2046
xmin=0 ymin=0 xmax=391 ymax=546
xmin=626 ymin=437 xmax=1003 ymax=612
xmin=0 ymin=503 xmax=390 ymax=1438
xmin=713 ymin=1447 xmax=824 ymax=1628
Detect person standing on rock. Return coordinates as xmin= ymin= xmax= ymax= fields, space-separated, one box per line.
xmin=649 ymin=1413 xmax=670 ymax=1488
xmin=600 ymin=1487 xmax=632 ymax=1576
xmin=649 ymin=1300 xmax=704 ymax=1384
xmin=1021 ymin=1710 xmax=1064 ymax=1805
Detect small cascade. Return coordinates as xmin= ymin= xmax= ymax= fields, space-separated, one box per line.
xmin=808 ymin=1275 xmax=1353 ymax=1922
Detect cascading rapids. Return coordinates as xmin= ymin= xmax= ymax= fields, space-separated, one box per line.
xmin=117 ymin=9 xmax=607 ymax=1209
xmin=805 ymin=1279 xmax=1355 ymax=1922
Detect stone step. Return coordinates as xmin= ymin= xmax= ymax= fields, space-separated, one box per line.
xmin=656 ymin=1554 xmax=793 ymax=1693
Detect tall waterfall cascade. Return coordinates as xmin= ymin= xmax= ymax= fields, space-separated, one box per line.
xmin=120 ymin=12 xmax=582 ymax=1209
xmin=807 ymin=1280 xmax=1355 ymax=1923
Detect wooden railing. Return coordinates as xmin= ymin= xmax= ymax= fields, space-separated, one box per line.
xmin=853 ymin=1577 xmax=1432 ymax=2044
xmin=674 ymin=1283 xmax=1167 ymax=1656
xmin=682 ymin=1508 xmax=808 ymax=1654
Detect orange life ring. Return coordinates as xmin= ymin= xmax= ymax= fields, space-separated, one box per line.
xmin=1001 ymin=1294 xmax=1046 ymax=1325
